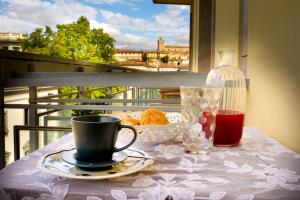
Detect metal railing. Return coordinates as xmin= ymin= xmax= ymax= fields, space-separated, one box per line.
xmin=0 ymin=50 xmax=207 ymax=169
xmin=13 ymin=125 xmax=72 ymax=160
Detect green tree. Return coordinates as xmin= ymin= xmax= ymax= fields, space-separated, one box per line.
xmin=142 ymin=52 xmax=148 ymax=62
xmin=161 ymin=55 xmax=169 ymax=63
xmin=23 ymin=26 xmax=53 ymax=55
xmin=53 ymin=17 xmax=91 ymax=61
xmin=24 ymin=16 xmax=116 ymax=63
xmin=24 ymin=16 xmax=123 ymax=116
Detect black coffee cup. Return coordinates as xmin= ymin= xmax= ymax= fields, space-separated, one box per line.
xmin=71 ymin=115 xmax=137 ymax=162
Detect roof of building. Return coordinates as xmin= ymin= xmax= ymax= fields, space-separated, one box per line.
xmin=146 ymin=50 xmax=170 ymax=53
xmin=165 ymin=45 xmax=189 ymax=48
xmin=116 ymin=49 xmax=143 ymax=53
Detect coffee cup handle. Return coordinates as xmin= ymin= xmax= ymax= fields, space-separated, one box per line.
xmin=114 ymin=125 xmax=137 ymax=152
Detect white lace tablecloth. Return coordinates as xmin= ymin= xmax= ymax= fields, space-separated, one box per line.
xmin=0 ymin=127 xmax=300 ymax=200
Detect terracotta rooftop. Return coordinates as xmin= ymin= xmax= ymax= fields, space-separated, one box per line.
xmin=165 ymin=45 xmax=189 ymax=48
xmin=116 ymin=49 xmax=143 ymax=53
xmin=146 ymin=50 xmax=171 ymax=53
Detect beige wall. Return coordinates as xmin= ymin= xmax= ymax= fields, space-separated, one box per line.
xmin=214 ymin=0 xmax=240 ymax=67
xmin=246 ymin=0 xmax=300 ymax=153
xmin=215 ymin=0 xmax=300 ymax=153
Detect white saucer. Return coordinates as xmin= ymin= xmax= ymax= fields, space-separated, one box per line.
xmin=38 ymin=148 xmax=154 ymax=180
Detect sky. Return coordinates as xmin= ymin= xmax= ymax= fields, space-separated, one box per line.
xmin=0 ymin=0 xmax=190 ymax=50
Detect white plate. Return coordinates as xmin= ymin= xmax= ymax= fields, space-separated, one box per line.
xmin=38 ymin=148 xmax=154 ymax=180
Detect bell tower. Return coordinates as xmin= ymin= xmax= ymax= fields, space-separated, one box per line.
xmin=157 ymin=37 xmax=165 ymax=51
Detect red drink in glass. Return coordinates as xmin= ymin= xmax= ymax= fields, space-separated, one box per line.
xmin=213 ymin=110 xmax=245 ymax=146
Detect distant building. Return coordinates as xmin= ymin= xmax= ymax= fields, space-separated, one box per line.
xmin=146 ymin=50 xmax=169 ymax=61
xmin=157 ymin=37 xmax=189 ymax=53
xmin=0 ymin=32 xmax=27 ymax=51
xmin=115 ymin=49 xmax=143 ymax=62
xmin=115 ymin=37 xmax=189 ymax=71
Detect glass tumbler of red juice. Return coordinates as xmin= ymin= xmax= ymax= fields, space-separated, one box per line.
xmin=213 ymin=110 xmax=245 ymax=146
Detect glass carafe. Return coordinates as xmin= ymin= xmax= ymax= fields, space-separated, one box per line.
xmin=206 ymin=50 xmax=246 ymax=146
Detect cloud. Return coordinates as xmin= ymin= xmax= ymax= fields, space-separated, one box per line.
xmin=90 ymin=20 xmax=121 ymax=35
xmin=88 ymin=0 xmax=121 ymax=4
xmin=90 ymin=20 xmax=155 ymax=49
xmin=117 ymin=33 xmax=154 ymax=50
xmin=154 ymin=5 xmax=188 ymax=29
xmin=0 ymin=15 xmax=36 ymax=33
xmin=99 ymin=5 xmax=189 ymax=34
xmin=0 ymin=0 xmax=189 ymax=50
xmin=167 ymin=32 xmax=190 ymax=45
xmin=99 ymin=10 xmax=153 ymax=31
xmin=87 ymin=0 xmax=140 ymax=11
xmin=0 ymin=0 xmax=97 ymax=32
xmin=98 ymin=5 xmax=190 ymax=47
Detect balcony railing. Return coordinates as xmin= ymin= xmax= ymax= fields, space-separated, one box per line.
xmin=0 ymin=49 xmax=207 ymax=169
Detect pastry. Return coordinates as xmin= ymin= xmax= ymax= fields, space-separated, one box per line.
xmin=140 ymin=108 xmax=169 ymax=125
